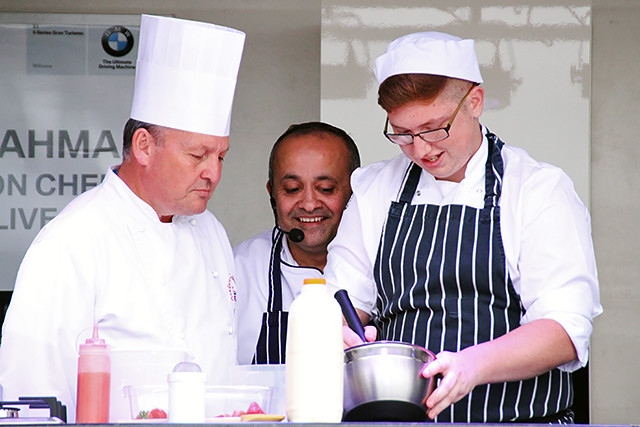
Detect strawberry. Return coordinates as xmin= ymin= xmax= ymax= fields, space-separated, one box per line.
xmin=148 ymin=408 xmax=168 ymax=419
xmin=246 ymin=401 xmax=265 ymax=414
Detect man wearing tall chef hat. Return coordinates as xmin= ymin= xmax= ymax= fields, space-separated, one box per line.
xmin=0 ymin=15 xmax=245 ymax=422
xmin=326 ymin=32 xmax=602 ymax=423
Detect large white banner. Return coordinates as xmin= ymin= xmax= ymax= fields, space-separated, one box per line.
xmin=0 ymin=13 xmax=140 ymax=290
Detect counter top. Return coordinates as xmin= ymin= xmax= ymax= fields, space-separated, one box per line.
xmin=64 ymin=423 xmax=639 ymax=427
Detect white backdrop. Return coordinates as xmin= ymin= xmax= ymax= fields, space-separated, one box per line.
xmin=0 ymin=13 xmax=139 ymax=290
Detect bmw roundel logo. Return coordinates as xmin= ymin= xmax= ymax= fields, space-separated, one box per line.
xmin=101 ymin=25 xmax=134 ymax=57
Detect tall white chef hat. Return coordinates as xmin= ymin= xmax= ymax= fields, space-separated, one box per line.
xmin=130 ymin=14 xmax=245 ymax=137
xmin=374 ymin=32 xmax=483 ymax=85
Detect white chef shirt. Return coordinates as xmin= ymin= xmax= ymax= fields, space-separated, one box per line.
xmin=0 ymin=168 xmax=238 ymax=421
xmin=234 ymin=230 xmax=322 ymax=365
xmin=325 ymin=128 xmax=602 ymax=371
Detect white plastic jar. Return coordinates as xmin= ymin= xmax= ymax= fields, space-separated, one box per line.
xmin=167 ymin=361 xmax=206 ymax=423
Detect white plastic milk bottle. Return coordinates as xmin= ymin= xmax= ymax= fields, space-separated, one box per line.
xmin=285 ymin=278 xmax=343 ymax=422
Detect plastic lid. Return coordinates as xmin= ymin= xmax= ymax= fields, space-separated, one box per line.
xmin=80 ymin=323 xmax=107 ymax=349
xmin=303 ymin=278 xmax=326 ymax=285
xmin=168 ymin=361 xmax=206 ymax=383
xmin=172 ymin=361 xmax=203 ymax=373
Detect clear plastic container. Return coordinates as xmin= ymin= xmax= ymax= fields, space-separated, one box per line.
xmin=124 ymin=384 xmax=272 ymax=420
xmin=110 ymin=349 xmax=188 ymax=421
xmin=231 ymin=364 xmax=286 ymax=417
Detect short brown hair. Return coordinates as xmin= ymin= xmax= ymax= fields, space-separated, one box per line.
xmin=377 ymin=74 xmax=451 ymax=112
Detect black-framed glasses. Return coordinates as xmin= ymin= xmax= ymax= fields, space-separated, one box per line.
xmin=383 ymin=83 xmax=478 ymax=146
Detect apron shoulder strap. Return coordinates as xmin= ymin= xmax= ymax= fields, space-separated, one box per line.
xmin=267 ymin=228 xmax=285 ymax=312
xmin=398 ymin=162 xmax=422 ymax=203
xmin=483 ymin=131 xmax=506 ymax=210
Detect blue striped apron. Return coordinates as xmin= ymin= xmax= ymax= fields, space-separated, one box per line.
xmin=373 ymin=132 xmax=572 ymax=422
xmin=252 ymin=228 xmax=288 ymax=364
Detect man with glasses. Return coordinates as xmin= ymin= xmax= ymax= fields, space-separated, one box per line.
xmin=325 ymin=32 xmax=601 ymax=423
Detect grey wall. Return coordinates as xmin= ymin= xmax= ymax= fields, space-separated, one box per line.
xmin=591 ymin=0 xmax=640 ymax=423
xmin=321 ymin=1 xmax=592 ymax=207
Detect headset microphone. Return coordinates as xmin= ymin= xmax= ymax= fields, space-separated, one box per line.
xmin=271 ymin=196 xmax=305 ymax=243
xmin=278 ymin=225 xmax=305 ymax=243
xmin=286 ymin=227 xmax=305 ymax=243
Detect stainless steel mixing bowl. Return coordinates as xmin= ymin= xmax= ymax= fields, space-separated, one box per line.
xmin=343 ymin=341 xmax=437 ymax=422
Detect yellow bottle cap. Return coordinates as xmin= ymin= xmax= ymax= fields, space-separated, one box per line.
xmin=303 ymin=278 xmax=326 ymax=285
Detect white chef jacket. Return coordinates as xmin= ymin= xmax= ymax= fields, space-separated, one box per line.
xmin=0 ymin=168 xmax=238 ymax=422
xmin=233 ymin=229 xmax=322 ymax=365
xmin=325 ymin=128 xmax=602 ymax=371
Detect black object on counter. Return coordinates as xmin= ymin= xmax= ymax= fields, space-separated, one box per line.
xmin=343 ymin=400 xmax=428 ymax=422
xmin=0 ymin=397 xmax=67 ymax=423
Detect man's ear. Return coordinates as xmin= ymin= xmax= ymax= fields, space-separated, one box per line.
xmin=470 ymin=85 xmax=484 ymax=119
xmin=130 ymin=128 xmax=153 ymax=166
xmin=266 ymin=181 xmax=276 ymax=210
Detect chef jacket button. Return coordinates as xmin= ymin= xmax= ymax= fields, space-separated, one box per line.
xmin=476 ymin=188 xmax=483 ymax=194
xmin=190 ymin=218 xmax=197 ymax=226
xmin=212 ymin=271 xmax=219 ymax=278
xmin=416 ymin=190 xmax=421 ymax=196
xmin=227 ymin=325 xmax=234 ymax=335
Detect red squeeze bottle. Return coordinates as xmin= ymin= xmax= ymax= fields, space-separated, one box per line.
xmin=76 ymin=323 xmax=111 ymax=423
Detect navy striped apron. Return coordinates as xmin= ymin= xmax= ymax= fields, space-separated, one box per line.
xmin=373 ymin=132 xmax=573 ymax=422
xmin=252 ymin=229 xmax=288 ymax=364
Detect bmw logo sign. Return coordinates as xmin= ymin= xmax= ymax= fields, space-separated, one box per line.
xmin=101 ymin=25 xmax=134 ymax=57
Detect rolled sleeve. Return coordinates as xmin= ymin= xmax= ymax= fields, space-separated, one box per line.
xmin=326 ymin=195 xmax=378 ymax=315
xmin=503 ymin=154 xmax=602 ymax=371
